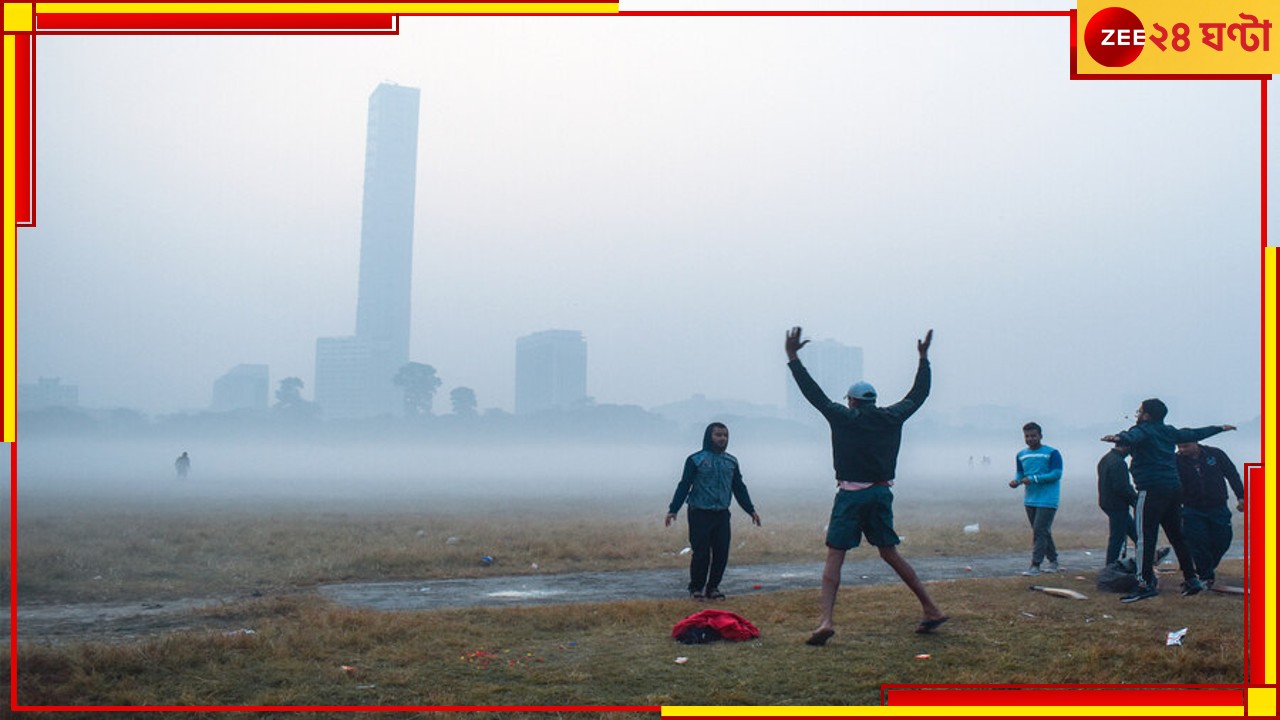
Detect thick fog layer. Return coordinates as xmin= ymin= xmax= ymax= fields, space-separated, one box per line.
xmin=16 ymin=431 xmax=1261 ymax=511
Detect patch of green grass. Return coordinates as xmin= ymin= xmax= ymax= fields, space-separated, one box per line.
xmin=14 ymin=561 xmax=1245 ymax=708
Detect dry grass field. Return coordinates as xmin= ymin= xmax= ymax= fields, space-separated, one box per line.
xmin=5 ymin=468 xmax=1248 ymax=711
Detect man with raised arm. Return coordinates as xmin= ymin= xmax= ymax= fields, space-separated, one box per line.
xmin=786 ymin=326 xmax=948 ymax=646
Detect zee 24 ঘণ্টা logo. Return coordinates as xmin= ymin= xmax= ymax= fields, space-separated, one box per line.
xmin=1083 ymin=5 xmax=1272 ymax=68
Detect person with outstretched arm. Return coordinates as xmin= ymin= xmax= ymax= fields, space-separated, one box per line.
xmin=1101 ymin=398 xmax=1235 ymax=602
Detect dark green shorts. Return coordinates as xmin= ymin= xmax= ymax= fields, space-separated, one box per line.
xmin=826 ymin=485 xmax=899 ymax=549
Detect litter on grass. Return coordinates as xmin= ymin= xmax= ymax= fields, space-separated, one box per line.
xmin=963 ymin=523 xmax=980 ymax=534
xmin=915 ymin=654 xmax=931 ymax=659
xmin=1167 ymin=628 xmax=1188 ymax=646
xmin=675 ymin=657 xmax=689 ymax=664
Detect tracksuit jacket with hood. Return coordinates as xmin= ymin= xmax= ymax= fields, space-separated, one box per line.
xmin=668 ymin=425 xmax=756 ymax=515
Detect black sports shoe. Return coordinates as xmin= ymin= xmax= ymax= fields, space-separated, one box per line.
xmin=1155 ymin=546 xmax=1172 ymax=565
xmin=1121 ymin=584 xmax=1159 ymax=603
xmin=1180 ymin=578 xmax=1206 ymax=596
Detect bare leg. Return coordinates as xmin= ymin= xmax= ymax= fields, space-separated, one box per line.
xmin=807 ymin=547 xmax=846 ymax=644
xmin=878 ymin=545 xmax=947 ymax=623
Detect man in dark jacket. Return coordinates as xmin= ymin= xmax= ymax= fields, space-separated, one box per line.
xmin=1102 ymin=398 xmax=1235 ymax=602
xmin=665 ymin=422 xmax=761 ymax=600
xmin=1176 ymin=441 xmax=1245 ymax=589
xmin=786 ymin=326 xmax=947 ymax=646
xmin=1097 ymin=445 xmax=1138 ymax=567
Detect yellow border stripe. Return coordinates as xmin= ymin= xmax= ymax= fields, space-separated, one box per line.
xmin=3 ymin=35 xmax=15 ymax=444
xmin=661 ymin=706 xmax=1243 ymax=717
xmin=4 ymin=3 xmax=34 ymax=32
xmin=35 ymin=3 xmax=618 ymax=14
xmin=1266 ymin=245 xmax=1277 ymax=686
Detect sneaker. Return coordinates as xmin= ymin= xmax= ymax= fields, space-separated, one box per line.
xmin=1044 ymin=561 xmax=1060 ymax=573
xmin=705 ymin=588 xmax=726 ymax=600
xmin=1204 ymin=578 xmax=1216 ymax=591
xmin=1021 ymin=565 xmax=1042 ymax=576
xmin=690 ymin=591 xmax=705 ymax=601
xmin=1180 ymin=578 xmax=1206 ymax=597
xmin=1156 ymin=546 xmax=1172 ymax=565
xmin=1121 ymin=584 xmax=1159 ymax=603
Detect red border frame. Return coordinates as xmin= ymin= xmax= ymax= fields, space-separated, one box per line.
xmin=4 ymin=4 xmax=1269 ymax=714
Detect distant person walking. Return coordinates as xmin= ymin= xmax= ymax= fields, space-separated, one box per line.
xmin=1176 ymin=441 xmax=1245 ymax=590
xmin=174 ymin=451 xmax=191 ymax=480
xmin=1009 ymin=422 xmax=1063 ymax=576
xmin=1102 ymin=398 xmax=1235 ymax=602
xmin=786 ymin=326 xmax=947 ymax=646
xmin=665 ymin=422 xmax=760 ymax=601
xmin=1097 ymin=444 xmax=1138 ymax=567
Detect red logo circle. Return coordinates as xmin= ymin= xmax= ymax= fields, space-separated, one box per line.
xmin=1084 ymin=7 xmax=1145 ymax=67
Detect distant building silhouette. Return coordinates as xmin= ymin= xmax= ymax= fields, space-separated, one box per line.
xmin=515 ymin=330 xmax=587 ymax=414
xmin=315 ymin=82 xmax=421 ymax=418
xmin=18 ymin=377 xmax=79 ymax=411
xmin=786 ymin=338 xmax=863 ymax=420
xmin=210 ymin=364 xmax=269 ymax=412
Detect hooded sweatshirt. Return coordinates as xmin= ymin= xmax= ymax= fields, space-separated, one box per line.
xmin=668 ymin=424 xmax=756 ymax=514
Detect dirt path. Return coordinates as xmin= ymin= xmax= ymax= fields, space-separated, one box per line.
xmin=10 ymin=543 xmax=1245 ymax=645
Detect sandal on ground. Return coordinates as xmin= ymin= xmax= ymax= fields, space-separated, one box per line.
xmin=915 ymin=616 xmax=950 ymax=634
xmin=805 ymin=628 xmax=835 ymax=646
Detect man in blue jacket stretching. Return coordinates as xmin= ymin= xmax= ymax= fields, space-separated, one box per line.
xmin=787 ymin=326 xmax=948 ymax=645
xmin=1102 ymin=398 xmax=1235 ymax=602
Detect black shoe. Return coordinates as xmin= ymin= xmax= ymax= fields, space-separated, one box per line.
xmin=1156 ymin=546 xmax=1172 ymax=565
xmin=1121 ymin=585 xmax=1159 ymax=603
xmin=1180 ymin=578 xmax=1206 ymax=596
xmin=705 ymin=588 xmax=726 ymax=600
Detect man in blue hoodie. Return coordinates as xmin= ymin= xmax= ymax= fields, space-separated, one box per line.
xmin=1102 ymin=398 xmax=1235 ymax=602
xmin=666 ymin=422 xmax=761 ymax=601
xmin=786 ymin=326 xmax=948 ymax=645
xmin=1010 ymin=422 xmax=1064 ymax=576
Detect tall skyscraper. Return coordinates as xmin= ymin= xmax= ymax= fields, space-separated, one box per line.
xmin=786 ymin=339 xmax=863 ymax=420
xmin=515 ymin=330 xmax=588 ymax=414
xmin=316 ymin=83 xmax=421 ymax=418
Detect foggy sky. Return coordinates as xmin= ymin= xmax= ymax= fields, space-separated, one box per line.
xmin=17 ymin=11 xmax=1269 ymax=429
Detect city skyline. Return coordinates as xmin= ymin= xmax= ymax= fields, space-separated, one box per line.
xmin=16 ymin=15 xmax=1268 ymax=432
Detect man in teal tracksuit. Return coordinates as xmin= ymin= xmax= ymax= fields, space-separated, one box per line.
xmin=786 ymin=326 xmax=948 ymax=646
xmin=1010 ymin=422 xmax=1064 ymax=576
xmin=1102 ymin=398 xmax=1235 ymax=602
xmin=665 ymin=422 xmax=761 ymax=601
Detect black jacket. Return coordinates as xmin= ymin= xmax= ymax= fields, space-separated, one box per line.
xmin=1177 ymin=445 xmax=1244 ymax=509
xmin=1097 ymin=449 xmax=1138 ymax=512
xmin=787 ymin=357 xmax=929 ymax=483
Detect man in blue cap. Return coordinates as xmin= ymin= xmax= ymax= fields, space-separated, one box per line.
xmin=786 ymin=326 xmax=947 ymax=645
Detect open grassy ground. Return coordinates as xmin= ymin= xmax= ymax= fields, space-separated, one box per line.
xmin=6 ymin=475 xmax=1248 ymax=710
xmin=12 ymin=475 xmax=1220 ymax=606
xmin=11 ymin=561 xmax=1246 ymax=708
